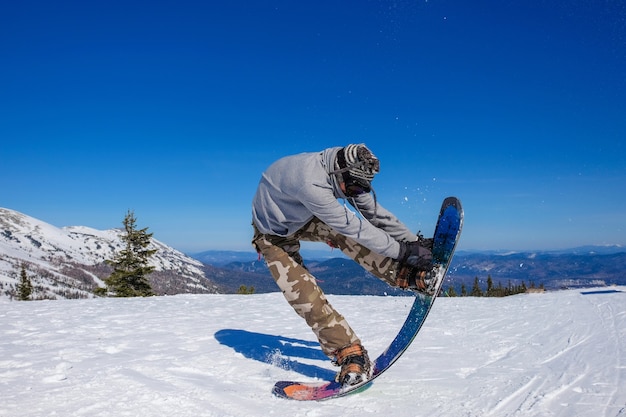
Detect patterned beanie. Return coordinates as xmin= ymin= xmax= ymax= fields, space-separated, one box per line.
xmin=339 ymin=144 xmax=380 ymax=181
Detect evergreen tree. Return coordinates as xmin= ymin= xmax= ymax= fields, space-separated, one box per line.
xmin=460 ymin=283 xmax=467 ymax=297
xmin=496 ymin=281 xmax=504 ymax=297
xmin=101 ymin=210 xmax=156 ymax=297
xmin=17 ymin=264 xmax=33 ymax=301
xmin=237 ymin=285 xmax=255 ymax=294
xmin=447 ymin=286 xmax=458 ymax=297
xmin=470 ymin=277 xmax=483 ymax=297
xmin=486 ymin=275 xmax=494 ymax=296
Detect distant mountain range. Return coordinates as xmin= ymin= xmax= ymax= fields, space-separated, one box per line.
xmin=1 ymin=207 xmax=624 ymax=300
xmin=196 ymin=247 xmax=626 ymax=295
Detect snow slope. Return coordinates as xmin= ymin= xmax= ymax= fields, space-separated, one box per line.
xmin=1 ymin=288 xmax=624 ymax=416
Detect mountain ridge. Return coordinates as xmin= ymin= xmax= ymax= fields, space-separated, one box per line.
xmin=2 ymin=207 xmax=624 ymax=300
xmin=0 ymin=207 xmax=219 ymax=300
xmin=194 ymin=248 xmax=626 ymax=295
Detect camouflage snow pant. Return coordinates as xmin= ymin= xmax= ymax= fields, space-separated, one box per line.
xmin=251 ymin=218 xmax=399 ymax=357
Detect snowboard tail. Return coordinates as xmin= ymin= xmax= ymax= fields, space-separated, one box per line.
xmin=273 ymin=196 xmax=463 ymax=401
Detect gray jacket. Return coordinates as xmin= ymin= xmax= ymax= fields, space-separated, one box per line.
xmin=252 ymin=147 xmax=417 ymax=258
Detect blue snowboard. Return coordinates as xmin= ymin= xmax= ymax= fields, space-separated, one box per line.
xmin=273 ymin=196 xmax=464 ymax=401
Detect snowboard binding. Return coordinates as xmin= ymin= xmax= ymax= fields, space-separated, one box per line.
xmin=333 ymin=343 xmax=372 ymax=387
xmin=396 ymin=264 xmax=442 ymax=296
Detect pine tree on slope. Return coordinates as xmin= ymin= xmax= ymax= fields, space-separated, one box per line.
xmin=17 ymin=264 xmax=33 ymax=301
xmin=101 ymin=210 xmax=156 ymax=297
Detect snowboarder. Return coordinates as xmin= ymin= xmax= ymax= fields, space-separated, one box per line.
xmin=251 ymin=144 xmax=434 ymax=386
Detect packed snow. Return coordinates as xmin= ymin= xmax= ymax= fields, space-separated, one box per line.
xmin=1 ymin=288 xmax=625 ymax=416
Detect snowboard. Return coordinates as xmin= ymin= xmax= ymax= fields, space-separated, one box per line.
xmin=272 ymin=196 xmax=463 ymax=401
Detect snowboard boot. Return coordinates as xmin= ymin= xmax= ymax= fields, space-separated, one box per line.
xmin=408 ymin=265 xmax=442 ymax=296
xmin=396 ymin=260 xmax=441 ymax=296
xmin=396 ymin=232 xmax=434 ymax=291
xmin=333 ymin=343 xmax=372 ymax=387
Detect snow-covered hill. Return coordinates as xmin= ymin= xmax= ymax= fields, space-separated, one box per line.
xmin=0 ymin=207 xmax=217 ymax=299
xmin=1 ymin=288 xmax=624 ymax=416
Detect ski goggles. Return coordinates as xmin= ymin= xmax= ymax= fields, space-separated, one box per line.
xmin=343 ymin=174 xmax=371 ymax=197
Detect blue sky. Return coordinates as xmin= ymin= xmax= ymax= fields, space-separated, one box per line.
xmin=2 ymin=1 xmax=625 ymax=253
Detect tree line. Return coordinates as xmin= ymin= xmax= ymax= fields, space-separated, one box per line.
xmin=445 ymin=275 xmax=544 ymax=297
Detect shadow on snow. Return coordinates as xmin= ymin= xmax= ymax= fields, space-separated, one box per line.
xmin=215 ymin=329 xmax=336 ymax=381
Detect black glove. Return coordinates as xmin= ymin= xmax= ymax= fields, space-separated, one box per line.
xmin=416 ymin=231 xmax=434 ymax=251
xmin=396 ymin=241 xmax=433 ymax=271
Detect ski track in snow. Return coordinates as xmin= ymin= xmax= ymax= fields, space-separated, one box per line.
xmin=1 ymin=288 xmax=625 ymax=417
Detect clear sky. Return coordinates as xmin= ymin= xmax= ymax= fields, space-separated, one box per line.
xmin=2 ymin=1 xmax=625 ymax=253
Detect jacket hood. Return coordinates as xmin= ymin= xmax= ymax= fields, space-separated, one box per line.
xmin=321 ymin=147 xmax=346 ymax=198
